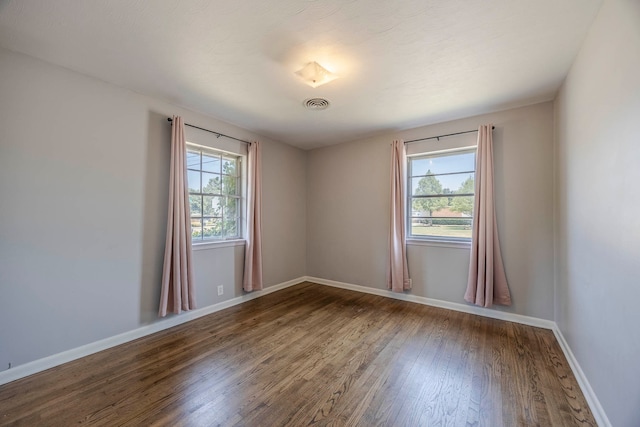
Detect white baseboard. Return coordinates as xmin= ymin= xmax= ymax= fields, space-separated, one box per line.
xmin=0 ymin=277 xmax=306 ymax=386
xmin=303 ymin=275 xmax=610 ymax=427
xmin=552 ymin=326 xmax=611 ymax=427
xmin=302 ymin=276 xmax=555 ymax=330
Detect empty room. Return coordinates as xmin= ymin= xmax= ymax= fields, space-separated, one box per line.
xmin=0 ymin=0 xmax=638 ymax=426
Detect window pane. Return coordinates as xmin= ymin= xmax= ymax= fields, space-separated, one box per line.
xmin=410 ymin=217 xmax=473 ymax=239
xmin=411 ymin=196 xmax=453 ymax=217
xmin=411 ymin=176 xmax=445 ymax=196
xmin=202 ymin=153 xmax=221 ymax=173
xmin=224 ymin=218 xmax=238 ymax=238
xmin=203 ymin=196 xmax=223 ymax=217
xmin=203 ymin=217 xmax=222 ymax=238
xmin=222 ymin=157 xmax=237 ymax=176
xmin=411 ymin=151 xmax=475 ymax=176
xmin=188 ymin=170 xmax=201 ymax=193
xmin=448 ymin=195 xmax=474 ymax=217
xmin=202 ymin=173 xmax=222 ymax=194
xmin=185 ymin=144 xmax=242 ymax=243
xmin=189 ymin=195 xmax=202 ymax=217
xmin=411 ymin=171 xmax=473 ymax=196
xmin=187 ymin=150 xmax=200 ymax=169
xmin=223 ymin=176 xmax=237 ymax=196
xmin=224 ymin=197 xmax=238 ymax=219
xmin=191 ymin=218 xmax=203 ymax=240
xmin=439 ymin=173 xmax=475 ymax=195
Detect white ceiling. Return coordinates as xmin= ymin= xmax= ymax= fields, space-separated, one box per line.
xmin=0 ymin=0 xmax=602 ymax=150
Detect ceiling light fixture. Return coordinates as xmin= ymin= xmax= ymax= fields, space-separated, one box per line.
xmin=295 ymin=61 xmax=339 ymax=88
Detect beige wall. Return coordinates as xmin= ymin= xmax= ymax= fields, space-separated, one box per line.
xmin=308 ymin=102 xmax=555 ymax=320
xmin=554 ymin=0 xmax=640 ymax=425
xmin=262 ymin=141 xmax=307 ymax=286
xmin=0 ymin=48 xmax=307 ymax=368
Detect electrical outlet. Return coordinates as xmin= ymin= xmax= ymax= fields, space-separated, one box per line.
xmin=217 ymin=285 xmax=224 ymax=296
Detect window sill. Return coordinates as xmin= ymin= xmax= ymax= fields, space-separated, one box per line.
xmin=407 ymin=238 xmax=471 ymax=249
xmin=192 ymin=239 xmax=246 ymax=251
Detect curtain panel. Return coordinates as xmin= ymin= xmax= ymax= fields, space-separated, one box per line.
xmin=159 ymin=116 xmax=196 ymax=317
xmin=243 ymin=141 xmax=263 ymax=291
xmin=464 ymin=125 xmax=512 ymax=307
xmin=387 ymin=140 xmax=411 ymax=292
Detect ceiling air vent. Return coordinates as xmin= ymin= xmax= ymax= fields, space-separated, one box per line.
xmin=303 ymin=98 xmax=330 ymax=110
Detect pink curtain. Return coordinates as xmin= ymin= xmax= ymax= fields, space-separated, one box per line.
xmin=159 ymin=116 xmax=196 ymax=317
xmin=243 ymin=141 xmax=263 ymax=292
xmin=465 ymin=125 xmax=512 ymax=307
xmin=387 ymin=140 xmax=411 ymax=292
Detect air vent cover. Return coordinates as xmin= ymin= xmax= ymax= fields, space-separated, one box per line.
xmin=304 ymin=98 xmax=330 ymax=110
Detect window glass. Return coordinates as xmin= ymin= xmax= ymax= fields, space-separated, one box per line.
xmin=187 ymin=144 xmax=241 ymax=242
xmin=408 ymin=149 xmax=476 ymax=240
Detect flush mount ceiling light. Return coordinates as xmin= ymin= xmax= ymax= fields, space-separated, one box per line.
xmin=295 ymin=61 xmax=339 ymax=88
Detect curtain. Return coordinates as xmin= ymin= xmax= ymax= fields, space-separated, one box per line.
xmin=465 ymin=125 xmax=512 ymax=307
xmin=243 ymin=141 xmax=263 ymax=292
xmin=387 ymin=140 xmax=411 ymax=292
xmin=158 ymin=116 xmax=196 ymax=317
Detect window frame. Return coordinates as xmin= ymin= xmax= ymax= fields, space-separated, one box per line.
xmin=186 ymin=143 xmax=243 ymax=244
xmin=407 ymin=146 xmax=477 ymax=245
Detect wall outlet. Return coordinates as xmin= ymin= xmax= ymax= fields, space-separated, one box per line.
xmin=217 ymin=285 xmax=224 ymax=296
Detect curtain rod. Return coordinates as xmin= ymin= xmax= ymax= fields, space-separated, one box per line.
xmin=167 ymin=118 xmax=251 ymax=145
xmin=404 ymin=126 xmax=495 ymax=144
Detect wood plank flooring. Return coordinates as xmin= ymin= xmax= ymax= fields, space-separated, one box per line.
xmin=0 ymin=282 xmax=595 ymax=426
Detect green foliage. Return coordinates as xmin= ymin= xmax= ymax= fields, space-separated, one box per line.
xmin=442 ymin=187 xmax=453 ymax=205
xmin=413 ymin=170 xmax=447 ymax=220
xmin=190 ymin=195 xmax=202 ymax=215
xmin=430 ymin=218 xmax=472 ymax=226
xmin=450 ymin=176 xmax=475 ymax=216
xmin=203 ymin=175 xmax=222 ymax=195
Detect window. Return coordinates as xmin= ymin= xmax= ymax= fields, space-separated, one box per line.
xmin=187 ymin=145 xmax=241 ymax=242
xmin=408 ymin=148 xmax=476 ymax=241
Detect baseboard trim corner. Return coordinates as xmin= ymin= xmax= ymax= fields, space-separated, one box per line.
xmin=552 ymin=326 xmax=611 ymax=427
xmin=0 ymin=276 xmax=306 ymax=386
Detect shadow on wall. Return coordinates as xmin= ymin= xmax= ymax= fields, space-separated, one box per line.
xmin=138 ymin=111 xmax=171 ymax=324
xmin=491 ymin=126 xmax=531 ymax=307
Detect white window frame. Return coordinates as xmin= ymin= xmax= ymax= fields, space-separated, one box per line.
xmin=187 ymin=143 xmax=243 ymax=246
xmin=407 ymin=146 xmax=476 ymax=246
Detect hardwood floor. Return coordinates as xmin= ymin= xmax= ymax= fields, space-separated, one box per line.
xmin=0 ymin=282 xmax=595 ymax=426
